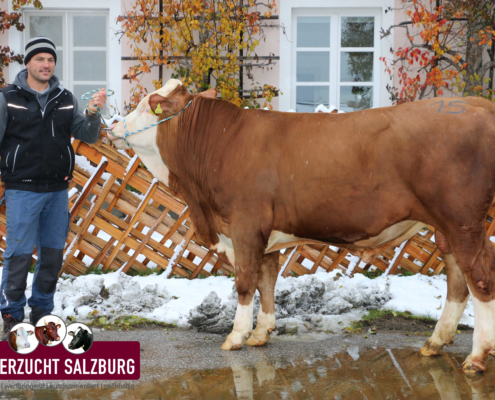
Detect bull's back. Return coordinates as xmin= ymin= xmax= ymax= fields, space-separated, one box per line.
xmin=235 ymin=97 xmax=495 ymax=242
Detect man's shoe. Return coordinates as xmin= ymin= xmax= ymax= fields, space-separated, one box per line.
xmin=29 ymin=306 xmax=48 ymax=326
xmin=1 ymin=314 xmax=22 ymax=341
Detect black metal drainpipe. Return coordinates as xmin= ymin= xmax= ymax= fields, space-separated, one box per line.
xmin=491 ymin=37 xmax=495 ymax=96
xmin=239 ymin=0 xmax=244 ymax=99
xmin=159 ymin=0 xmax=164 ymax=85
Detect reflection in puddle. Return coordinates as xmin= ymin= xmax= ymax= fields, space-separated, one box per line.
xmin=1 ymin=348 xmax=494 ymax=399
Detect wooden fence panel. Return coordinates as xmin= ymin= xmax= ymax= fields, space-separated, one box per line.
xmin=1 ymin=136 xmax=494 ymax=279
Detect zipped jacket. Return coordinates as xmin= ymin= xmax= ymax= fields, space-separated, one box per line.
xmin=0 ymin=84 xmax=76 ymax=192
xmin=0 ymin=70 xmax=101 ymax=192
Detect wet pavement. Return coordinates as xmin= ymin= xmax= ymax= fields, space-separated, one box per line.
xmin=1 ymin=329 xmax=494 ymax=399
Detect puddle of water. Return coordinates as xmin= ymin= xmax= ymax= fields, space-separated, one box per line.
xmin=1 ymin=348 xmax=494 ymax=399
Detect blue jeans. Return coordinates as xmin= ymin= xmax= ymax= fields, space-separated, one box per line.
xmin=0 ymin=189 xmax=70 ymax=320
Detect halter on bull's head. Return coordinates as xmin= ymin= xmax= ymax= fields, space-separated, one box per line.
xmin=108 ymin=79 xmax=217 ymax=150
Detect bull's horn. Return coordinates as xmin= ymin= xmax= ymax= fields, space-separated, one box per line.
xmin=44 ymin=318 xmax=48 ymax=325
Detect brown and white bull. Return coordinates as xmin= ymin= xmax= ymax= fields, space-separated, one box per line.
xmin=109 ymin=79 xmax=495 ymax=373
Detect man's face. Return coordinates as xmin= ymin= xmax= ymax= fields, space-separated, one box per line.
xmin=26 ymin=53 xmax=55 ymax=83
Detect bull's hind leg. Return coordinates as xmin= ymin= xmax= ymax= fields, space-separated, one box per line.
xmin=246 ymin=251 xmax=279 ymax=346
xmin=420 ymin=252 xmax=470 ymax=356
xmin=221 ymin=228 xmax=265 ymax=351
xmin=446 ymin=229 xmax=495 ymax=374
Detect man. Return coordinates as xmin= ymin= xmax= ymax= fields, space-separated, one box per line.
xmin=0 ymin=36 xmax=106 ymax=339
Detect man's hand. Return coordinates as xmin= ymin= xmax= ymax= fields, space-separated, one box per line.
xmin=87 ymin=89 xmax=107 ymax=115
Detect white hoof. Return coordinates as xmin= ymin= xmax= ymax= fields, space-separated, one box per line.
xmin=221 ymin=330 xmax=250 ymax=351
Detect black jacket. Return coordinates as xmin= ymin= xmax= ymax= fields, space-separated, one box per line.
xmin=0 ymin=84 xmax=76 ymax=192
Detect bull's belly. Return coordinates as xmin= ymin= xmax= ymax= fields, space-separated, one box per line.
xmin=266 ymin=220 xmax=425 ymax=251
xmin=212 ymin=220 xmax=426 ymax=266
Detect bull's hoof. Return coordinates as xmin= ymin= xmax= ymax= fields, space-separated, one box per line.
xmin=246 ymin=329 xmax=271 ymax=347
xmin=419 ymin=340 xmax=442 ymax=357
xmin=462 ymin=359 xmax=486 ymax=374
xmin=221 ymin=342 xmax=243 ymax=351
xmin=221 ymin=331 xmax=250 ymax=351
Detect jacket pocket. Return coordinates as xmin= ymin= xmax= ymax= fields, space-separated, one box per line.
xmin=12 ymin=144 xmax=20 ymax=173
xmin=67 ymin=145 xmax=73 ymax=176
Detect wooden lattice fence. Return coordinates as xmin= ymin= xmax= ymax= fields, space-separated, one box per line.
xmin=1 ymin=136 xmax=495 ymax=279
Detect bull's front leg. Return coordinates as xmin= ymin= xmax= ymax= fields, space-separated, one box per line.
xmin=221 ymin=228 xmax=265 ymax=351
xmin=246 ymin=251 xmax=279 ymax=347
xmin=420 ymin=253 xmax=470 ymax=356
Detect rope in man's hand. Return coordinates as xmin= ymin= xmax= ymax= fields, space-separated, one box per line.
xmin=81 ymin=89 xmax=114 ymax=116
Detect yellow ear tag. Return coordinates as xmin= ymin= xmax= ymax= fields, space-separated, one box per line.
xmin=149 ymin=109 xmax=155 ymax=116
xmin=154 ymin=103 xmax=163 ymax=115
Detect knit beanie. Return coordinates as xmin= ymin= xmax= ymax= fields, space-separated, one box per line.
xmin=24 ymin=36 xmax=57 ymax=65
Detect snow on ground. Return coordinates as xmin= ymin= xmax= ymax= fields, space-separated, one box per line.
xmin=2 ymin=266 xmax=475 ymax=333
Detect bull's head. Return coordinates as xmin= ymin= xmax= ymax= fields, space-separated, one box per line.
xmin=43 ymin=321 xmax=61 ymax=342
xmin=108 ymin=79 xmax=217 ymax=150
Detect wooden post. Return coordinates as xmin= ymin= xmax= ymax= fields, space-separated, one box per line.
xmin=433 ymin=260 xmax=446 ymax=275
xmin=121 ymin=207 xmax=169 ymax=273
xmin=310 ymin=244 xmax=330 ymax=274
xmin=107 ymin=156 xmax=141 ymax=212
xmin=281 ymin=246 xmax=301 ymax=278
xmin=189 ymin=250 xmax=214 ymax=279
xmin=159 ymin=209 xmax=190 ymax=245
xmin=91 ymin=156 xmax=141 ymax=243
xmin=70 ymin=159 xmax=108 ymax=221
xmin=71 ymin=139 xmax=82 ymax=154
xmin=388 ymin=240 xmax=411 ymax=275
xmin=59 ymin=176 xmax=117 ymax=277
xmin=166 ymin=224 xmax=196 ymax=278
xmin=328 ymin=249 xmax=348 ymax=271
xmin=210 ymin=259 xmax=224 ymax=275
xmin=420 ymin=247 xmax=442 ymax=275
xmin=102 ymin=180 xmax=159 ymax=271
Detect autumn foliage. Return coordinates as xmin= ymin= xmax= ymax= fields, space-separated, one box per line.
xmin=118 ymin=0 xmax=278 ymax=111
xmin=0 ymin=0 xmax=43 ymax=87
xmin=381 ymin=0 xmax=495 ymax=103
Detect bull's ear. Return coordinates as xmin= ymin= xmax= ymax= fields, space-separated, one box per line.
xmin=197 ymin=88 xmax=217 ymax=99
xmin=28 ymin=331 xmax=34 ymax=335
xmin=68 ymin=332 xmax=74 ymax=336
xmin=56 ymin=324 xmax=61 ymax=328
xmin=149 ymin=94 xmax=175 ymax=115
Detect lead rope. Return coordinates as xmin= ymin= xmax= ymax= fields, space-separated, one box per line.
xmin=81 ymin=89 xmax=115 ymax=116
xmin=81 ymin=89 xmax=115 ymax=129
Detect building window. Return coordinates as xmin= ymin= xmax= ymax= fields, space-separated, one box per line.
xmin=24 ymin=11 xmax=108 ymax=110
xmin=294 ymin=11 xmax=379 ymax=112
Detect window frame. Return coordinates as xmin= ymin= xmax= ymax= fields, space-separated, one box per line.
xmin=279 ymin=0 xmax=395 ymax=112
xmin=24 ymin=10 xmax=109 ymax=96
xmin=7 ymin=0 xmax=121 ymax=113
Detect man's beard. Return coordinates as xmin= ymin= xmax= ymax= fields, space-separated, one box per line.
xmin=33 ymin=70 xmax=52 ymax=83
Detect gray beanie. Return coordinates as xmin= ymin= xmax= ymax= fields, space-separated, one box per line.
xmin=24 ymin=36 xmax=57 ymax=65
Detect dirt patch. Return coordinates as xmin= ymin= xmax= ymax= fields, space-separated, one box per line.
xmin=351 ymin=311 xmax=473 ymax=336
xmin=88 ymin=320 xmax=178 ymax=331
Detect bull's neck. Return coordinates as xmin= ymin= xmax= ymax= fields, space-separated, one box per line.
xmin=160 ymin=97 xmax=243 ymax=181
